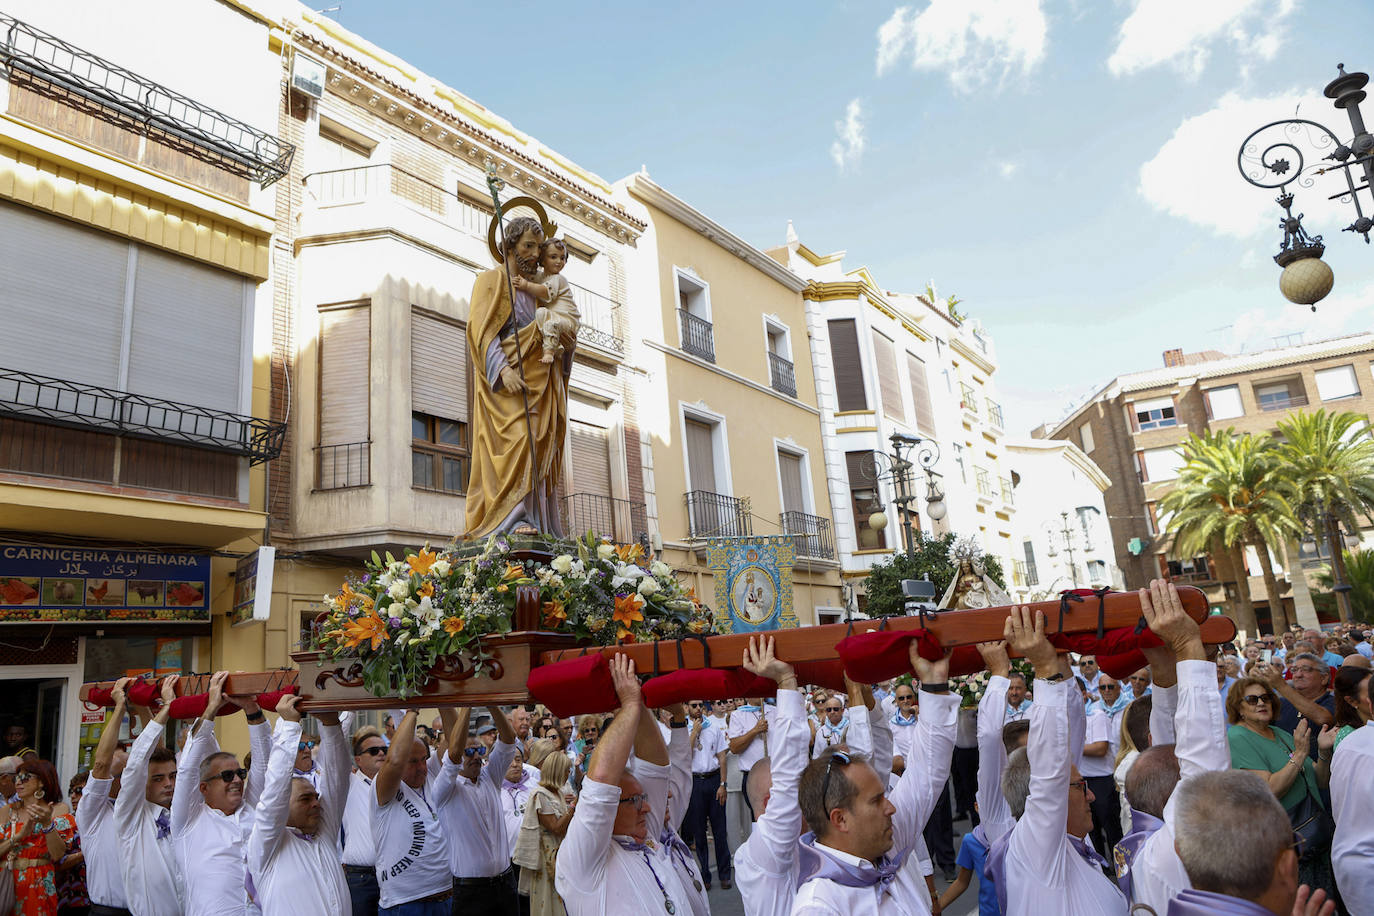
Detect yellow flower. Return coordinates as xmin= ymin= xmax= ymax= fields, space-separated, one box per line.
xmin=417 ymin=581 xmax=435 ymax=599
xmin=340 ymin=611 xmax=389 ymax=651
xmin=613 ymin=593 xmax=645 ymax=630
xmin=614 ymin=543 xmax=645 ymax=563
xmin=443 ymin=617 xmax=465 ymax=635
xmin=616 ymin=626 xmax=638 ymax=643
xmin=407 ymin=548 xmax=439 ymax=576
xmin=502 ymin=563 xmax=525 ymax=581
xmin=496 ymin=584 xmax=509 ymax=593
xmin=542 ymin=599 xmax=567 ymax=629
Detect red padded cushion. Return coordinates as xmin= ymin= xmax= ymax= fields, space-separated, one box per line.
xmin=127 ymin=680 xmax=160 ymax=707
xmin=166 ymin=693 xmax=235 ymax=720
xmin=527 ymin=654 xmax=620 ymax=718
xmin=86 ymin=687 xmax=114 ymax=707
xmin=641 ymin=667 xmax=755 ymax=708
xmin=1098 ymin=650 xmax=1148 ymax=681
xmin=255 ymin=687 xmax=299 ymax=711
xmin=793 ymin=659 xmax=848 ymax=691
xmin=835 ymin=627 xmax=941 ymax=684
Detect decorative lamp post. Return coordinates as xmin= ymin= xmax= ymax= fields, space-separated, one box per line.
xmin=863 ymin=433 xmax=945 ymax=557
xmin=1237 ymin=64 xmax=1374 ymax=308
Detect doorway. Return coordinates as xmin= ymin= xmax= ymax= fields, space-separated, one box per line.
xmin=1 ymin=678 xmax=64 ymax=760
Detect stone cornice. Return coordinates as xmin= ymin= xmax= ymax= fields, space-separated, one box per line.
xmin=627 ymin=174 xmax=807 ymax=292
xmin=803 ymin=281 xmax=931 ymax=343
xmin=950 ymin=335 xmax=996 ymax=375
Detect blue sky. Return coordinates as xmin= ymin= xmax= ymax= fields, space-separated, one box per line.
xmin=325 ymin=0 xmax=1374 ymax=434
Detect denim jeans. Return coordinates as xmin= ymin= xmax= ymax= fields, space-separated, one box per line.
xmin=378 ymin=897 xmax=449 ymax=916
xmin=345 ymin=866 xmax=380 ymax=916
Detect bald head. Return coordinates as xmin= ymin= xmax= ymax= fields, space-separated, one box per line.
xmin=1341 ymin=654 xmax=1372 ymax=671
xmin=745 ymin=756 xmax=773 ymax=819
xmin=1125 ymin=744 xmax=1179 ymax=818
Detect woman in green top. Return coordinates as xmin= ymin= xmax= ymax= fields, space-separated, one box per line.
xmin=1321 ymin=665 xmax=1372 ymax=757
xmin=1225 ymin=676 xmax=1336 ymax=901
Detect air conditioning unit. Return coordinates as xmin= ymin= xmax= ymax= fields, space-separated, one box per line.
xmin=292 ymin=54 xmax=326 ymax=100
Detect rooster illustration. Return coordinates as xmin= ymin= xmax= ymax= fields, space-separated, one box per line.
xmin=168 ymin=582 xmax=204 ymax=606
xmin=0 ymin=578 xmax=39 ymax=605
xmin=87 ymin=581 xmax=110 ymax=603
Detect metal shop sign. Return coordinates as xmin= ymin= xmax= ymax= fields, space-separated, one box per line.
xmin=0 ymin=543 xmax=212 ymax=623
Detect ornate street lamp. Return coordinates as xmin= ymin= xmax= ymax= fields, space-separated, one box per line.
xmin=863 ymin=433 xmax=946 ymax=556
xmin=1237 ymin=64 xmax=1374 ymax=308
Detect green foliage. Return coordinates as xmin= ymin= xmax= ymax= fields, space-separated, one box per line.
xmin=864 ymin=531 xmax=1005 ymax=617
xmin=1315 ymin=549 xmax=1374 ymax=624
xmin=1275 ymin=410 xmax=1374 ymax=531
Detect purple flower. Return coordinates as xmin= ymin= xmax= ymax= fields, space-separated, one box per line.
xmin=478 ymin=558 xmax=492 ymax=569
xmin=362 ymin=574 xmax=372 ymax=583
xmin=389 ymin=617 xmax=402 ymax=628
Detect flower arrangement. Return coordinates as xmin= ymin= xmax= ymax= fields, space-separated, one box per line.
xmin=952 ymin=657 xmax=1036 ymax=708
xmin=310 ymin=532 xmax=714 ymax=698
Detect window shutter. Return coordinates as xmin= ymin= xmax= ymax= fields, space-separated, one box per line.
xmin=685 ymin=418 xmax=717 ymax=493
xmin=905 ymin=352 xmax=935 ymax=434
xmin=319 ymin=305 xmax=370 ymax=446
xmin=568 ymin=420 xmax=613 ymax=497
xmin=127 ymin=247 xmax=246 ymax=412
xmin=411 ymin=309 xmax=468 ymax=422
xmin=827 ymin=320 xmax=868 ymax=411
xmin=0 ymin=202 xmax=127 ymax=390
xmin=871 ymin=331 xmax=903 ymax=422
xmin=778 ymin=451 xmax=805 ymax=515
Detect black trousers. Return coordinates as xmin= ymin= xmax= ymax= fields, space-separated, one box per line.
xmin=451 ymin=868 xmax=518 ymax=916
xmin=921 ymin=778 xmax=956 ymax=870
xmin=1085 ymin=774 xmax=1123 ymax=860
xmin=685 ymin=770 xmax=731 ymax=881
xmin=952 ymin=745 xmax=980 ymax=824
xmin=89 ymin=906 xmax=133 ymax=916
xmin=345 ymin=865 xmax=380 ymax=916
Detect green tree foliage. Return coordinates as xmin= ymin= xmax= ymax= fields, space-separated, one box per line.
xmin=864 ymin=531 xmax=1005 ymax=617
xmin=1316 ymin=550 xmax=1374 ymax=624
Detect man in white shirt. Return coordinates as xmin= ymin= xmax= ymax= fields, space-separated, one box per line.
xmin=1074 ymin=655 xmax=1103 ymax=699
xmin=1330 ymin=670 xmax=1374 ymax=915
xmin=247 ymin=695 xmax=349 ymax=915
xmin=434 ymin=705 xmax=519 ymax=915
xmin=727 ymin=694 xmax=771 ymax=822
xmin=172 ymin=671 xmax=272 ymax=915
xmin=684 ymin=697 xmax=731 ymax=890
xmin=556 ymin=654 xmax=692 ymax=915
xmin=790 ymin=644 xmax=958 ymax=915
xmin=987 ymin=606 xmax=1128 ymax=916
xmin=1081 ymin=674 xmax=1125 ymax=857
xmin=373 ymin=709 xmax=452 ymax=914
xmin=341 ymin=725 xmax=387 ymax=916
xmin=1114 ymin=580 xmax=1231 ymax=915
xmin=291 ymin=734 xmax=322 ymax=792
xmin=1005 ymin=672 xmax=1033 ymax=722
xmin=629 ymin=700 xmax=707 ymax=916
xmin=82 ymin=678 xmax=133 ymax=916
xmin=732 ymin=637 xmax=806 ymax=916
xmin=114 ymin=674 xmax=184 ymax=916
xmin=1123 ymin=668 xmax=1152 ymax=703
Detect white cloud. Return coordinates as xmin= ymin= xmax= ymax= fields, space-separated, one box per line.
xmin=1227 ymin=279 xmax=1374 ymax=353
xmin=998 ymin=161 xmax=1020 ymax=179
xmin=875 ymin=0 xmax=1048 ymax=91
xmin=1108 ymin=0 xmax=1296 ymax=79
xmin=830 ymin=98 xmax=866 ymax=171
xmin=1138 ymin=89 xmax=1351 ymax=239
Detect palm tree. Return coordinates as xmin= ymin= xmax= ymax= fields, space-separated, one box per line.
xmin=1161 ymin=431 xmax=1301 ymax=635
xmin=1316 ymin=549 xmax=1374 ymax=624
xmin=1275 ymin=409 xmax=1374 ymax=624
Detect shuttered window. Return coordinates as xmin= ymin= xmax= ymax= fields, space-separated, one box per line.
xmin=318 ymin=305 xmax=371 ymax=489
xmin=871 ymin=332 xmax=904 ymax=422
xmin=778 ymin=450 xmax=806 ymax=515
xmin=569 ymin=420 xmax=613 ymax=497
xmin=845 ymin=450 xmax=886 ymax=550
xmin=411 ymin=308 xmax=468 ymax=423
xmin=905 ymin=352 xmax=935 ymax=434
xmin=827 ymin=320 xmax=867 ymax=412
xmin=685 ymin=418 xmax=717 ymax=493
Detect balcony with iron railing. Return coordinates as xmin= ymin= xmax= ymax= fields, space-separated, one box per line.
xmin=975 ymin=468 xmax=995 ymax=503
xmin=316 ymin=441 xmax=371 ymax=491
xmin=685 ymin=490 xmax=751 ymax=539
xmin=562 ymin=492 xmax=649 ymax=545
xmin=768 ymin=352 xmax=797 ymax=398
xmin=678 ymin=309 xmax=716 ymax=362
xmin=986 ymin=399 xmax=1005 ymax=431
xmin=959 ymin=383 xmax=979 ymax=421
xmin=780 ymin=510 xmax=835 ymax=559
xmin=999 ymin=477 xmax=1015 ymax=506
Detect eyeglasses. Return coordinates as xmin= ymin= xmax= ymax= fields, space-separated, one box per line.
xmin=895 ymin=694 xmax=916 ymax=702
xmin=463 ymin=746 xmax=488 ymax=758
xmin=1242 ymin=694 xmax=1272 ymax=706
xmin=617 ymin=793 xmax=648 ymax=807
xmin=821 ymin=751 xmax=853 ymax=821
xmin=1291 ymin=667 xmax=1326 ymax=676
xmin=1100 ymin=685 xmax=1120 ymax=692
xmin=297 ymin=741 xmax=316 ymax=751
xmin=14 ymin=773 xmax=33 ymax=784
xmin=1068 ymin=779 xmax=1088 ymax=795
xmin=211 ymin=767 xmax=248 ymax=784
xmin=687 ymin=703 xmax=703 ymax=708
xmin=824 ymin=706 xmax=843 ymax=713
xmin=357 ymin=746 xmax=386 ymax=757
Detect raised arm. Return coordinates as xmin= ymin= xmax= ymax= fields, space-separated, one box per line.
xmin=889 ymin=646 xmax=957 ymax=856
xmin=975 ymin=641 xmax=1014 ymax=843
xmin=375 ymin=709 xmax=417 ymax=806
xmin=114 ymin=675 xmax=177 ymax=830
xmin=587 ymin=655 xmax=641 ymax=785
xmin=631 ymin=706 xmax=672 ymax=835
xmin=249 ymin=696 xmax=303 ymax=871
xmin=315 ymin=710 xmax=349 ymax=838
xmin=741 ymin=636 xmax=806 ymax=858
xmin=91 ymin=677 xmax=132 ymax=780
xmin=483 ymin=706 xmax=517 ymax=789
xmin=665 ymin=705 xmax=691 ymax=830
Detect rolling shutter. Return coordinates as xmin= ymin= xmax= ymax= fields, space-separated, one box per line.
xmin=871 ymin=331 xmax=903 ymax=422
xmin=685 ymin=418 xmax=717 ymax=493
xmin=411 ymin=309 xmax=468 ymax=422
xmin=906 ymin=352 xmax=935 ymax=434
xmin=568 ymin=420 xmax=613 ymax=497
xmin=827 ymin=319 xmax=868 ymax=411
xmin=319 ymin=305 xmax=370 ymax=445
xmin=778 ymin=450 xmax=805 ymax=515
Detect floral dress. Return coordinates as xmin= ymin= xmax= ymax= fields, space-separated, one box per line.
xmin=55 ymin=830 xmax=88 ymax=915
xmin=2 ymin=813 xmax=75 ymax=916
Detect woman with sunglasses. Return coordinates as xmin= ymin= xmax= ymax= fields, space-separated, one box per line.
xmin=1226 ymin=676 xmax=1337 ymax=902
xmin=0 ymin=758 xmax=73 ymax=916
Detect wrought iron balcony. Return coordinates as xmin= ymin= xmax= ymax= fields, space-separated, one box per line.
xmin=0 ymin=14 xmax=294 ymax=187
xmin=678 ymin=309 xmax=716 ymax=363
xmin=768 ymin=352 xmax=797 ymax=398
xmin=1000 ymin=476 xmax=1015 ymax=505
xmin=317 ymin=441 xmax=371 ymax=490
xmin=561 ymin=492 xmax=649 ymax=545
xmin=975 ymin=468 xmax=995 ymax=500
xmin=959 ymin=383 xmax=979 ymax=418
xmin=986 ymin=399 xmax=1005 ymax=430
xmin=780 ymin=510 xmax=834 ymax=559
xmin=685 ymin=490 xmax=751 ymax=539
xmin=570 ymin=284 xmax=624 ymax=354
xmin=0 ymin=367 xmax=284 ymax=463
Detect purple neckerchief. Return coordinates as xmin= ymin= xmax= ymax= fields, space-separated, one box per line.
xmin=289 ymin=827 xmax=316 ymax=842
xmin=659 ymin=824 xmax=702 ymax=887
xmin=1068 ymin=834 xmax=1111 ymax=872
xmin=504 ymin=770 xmax=530 ymax=793
xmin=1114 ymin=807 xmax=1165 ymax=896
xmin=613 ymin=834 xmax=654 ymax=853
xmin=154 ymin=809 xmax=171 ymax=840
xmin=1167 ymin=888 xmax=1274 ymax=916
xmin=796 ymin=831 xmax=900 ymax=890
xmin=984 ymin=829 xmax=1110 ymax=914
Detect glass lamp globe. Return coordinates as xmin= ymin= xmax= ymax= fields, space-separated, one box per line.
xmin=868 ymin=511 xmax=889 ymax=531
xmin=926 ymin=497 xmax=948 ymax=522
xmin=1279 ymin=256 xmax=1334 ymax=307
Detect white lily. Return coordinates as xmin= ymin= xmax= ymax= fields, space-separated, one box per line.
xmin=611 ymin=563 xmax=647 ymax=590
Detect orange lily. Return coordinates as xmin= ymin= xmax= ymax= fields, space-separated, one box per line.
xmin=614 ymin=543 xmax=645 ymax=563
xmin=616 ymin=627 xmax=638 ymax=643
xmin=407 ymin=547 xmax=439 ymax=576
xmin=613 ymin=593 xmax=645 ymax=630
xmin=340 ymin=610 xmax=389 ymax=651
xmin=417 ymin=581 xmax=435 ymax=599
xmin=338 ymin=581 xmax=360 ymax=606
xmin=542 ymin=599 xmax=567 ymax=629
xmin=502 ymin=563 xmax=525 ymax=581
xmin=442 ymin=616 xmax=465 ymax=635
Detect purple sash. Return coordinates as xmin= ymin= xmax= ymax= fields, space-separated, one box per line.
xmin=1113 ymin=807 xmax=1165 ymax=896
xmin=796 ymin=831 xmax=900 ymax=890
xmin=1167 ymin=888 xmax=1274 ymax=915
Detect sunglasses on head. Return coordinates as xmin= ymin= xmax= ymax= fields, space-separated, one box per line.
xmin=464 ymin=746 xmax=488 ymax=758
xmin=298 ymin=741 xmax=316 ymax=751
xmin=821 ymin=751 xmax=853 ymax=820
xmin=211 ymin=767 xmax=248 ymax=784
xmin=358 ymin=746 xmax=386 ymax=757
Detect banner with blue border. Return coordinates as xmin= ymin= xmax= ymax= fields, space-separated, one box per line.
xmin=704 ymin=535 xmax=799 ymax=634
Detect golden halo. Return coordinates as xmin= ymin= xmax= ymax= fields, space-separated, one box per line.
xmin=487 ymin=196 xmax=560 ymax=264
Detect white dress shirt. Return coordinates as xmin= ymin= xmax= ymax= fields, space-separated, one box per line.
xmin=173 ymin=717 xmax=272 ymax=915
xmin=1330 ymin=721 xmax=1374 ymax=914
xmin=999 ymin=679 xmax=1127 ymax=916
xmin=1079 ymin=708 xmax=1115 ymax=778
xmin=76 ymin=776 xmax=126 ymax=909
xmin=499 ymin=774 xmax=535 ymax=859
xmin=735 ymin=689 xmax=807 ymax=916
xmin=247 ymin=719 xmax=349 ymax=916
xmin=340 ymin=770 xmax=377 ymax=866
xmin=978 ymin=675 xmax=1015 ymax=844
xmin=556 ymin=775 xmax=692 ymax=915
xmin=726 ymin=705 xmax=773 ymax=772
xmin=1122 ymin=660 xmax=1230 ymax=914
xmin=434 ymin=738 xmax=517 ymax=878
xmin=1005 ymin=699 xmax=1033 ymax=722
xmin=790 ymin=691 xmax=958 ymax=916
xmin=688 ymin=719 xmax=726 ymax=773
xmin=373 ymin=775 xmax=451 ymax=907
xmin=631 ymin=735 xmax=708 ymax=916
xmin=114 ymin=721 xmax=184 ymax=916
xmin=811 ymin=716 xmax=850 ymax=759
